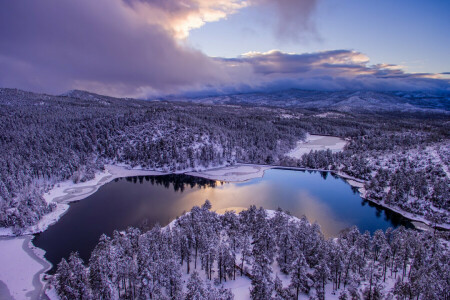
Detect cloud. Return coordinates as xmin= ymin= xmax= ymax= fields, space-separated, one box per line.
xmin=202 ymin=50 xmax=450 ymax=95
xmin=251 ymin=0 xmax=319 ymax=42
xmin=123 ymin=0 xmax=248 ymax=38
xmin=0 ymin=0 xmax=231 ymax=97
xmin=122 ymin=0 xmax=319 ymax=41
xmin=0 ymin=1 xmax=448 ymax=98
xmin=235 ymin=50 xmax=369 ymax=75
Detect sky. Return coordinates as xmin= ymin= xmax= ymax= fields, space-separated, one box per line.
xmin=188 ymin=0 xmax=450 ymax=74
xmin=0 ymin=0 xmax=449 ymax=98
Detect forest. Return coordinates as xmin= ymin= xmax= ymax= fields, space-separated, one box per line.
xmin=0 ymin=88 xmax=449 ymax=231
xmin=53 ymin=202 xmax=449 ymax=299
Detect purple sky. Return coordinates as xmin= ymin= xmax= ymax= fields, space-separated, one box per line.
xmin=0 ymin=0 xmax=448 ymax=98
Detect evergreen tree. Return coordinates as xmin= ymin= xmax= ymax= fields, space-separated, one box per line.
xmin=289 ymin=252 xmax=310 ymax=299
xmin=185 ymin=271 xmax=206 ymax=300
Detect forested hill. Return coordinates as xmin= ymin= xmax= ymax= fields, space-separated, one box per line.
xmin=0 ymin=88 xmax=448 ymax=232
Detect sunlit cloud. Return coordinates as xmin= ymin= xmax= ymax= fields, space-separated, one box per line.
xmin=124 ymin=0 xmax=249 ymax=38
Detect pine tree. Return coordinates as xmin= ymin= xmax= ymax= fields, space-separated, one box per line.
xmin=289 ymin=252 xmax=309 ymax=299
xmin=313 ymin=259 xmax=331 ymax=300
xmin=89 ymin=235 xmax=117 ymax=300
xmin=185 ymin=271 xmax=206 ymax=300
xmin=55 ymin=252 xmax=91 ymax=300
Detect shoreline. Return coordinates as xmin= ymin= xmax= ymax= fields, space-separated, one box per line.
xmin=0 ymin=163 xmax=447 ymax=299
xmin=24 ymin=236 xmax=52 ymax=300
xmin=0 ymin=235 xmax=51 ymax=300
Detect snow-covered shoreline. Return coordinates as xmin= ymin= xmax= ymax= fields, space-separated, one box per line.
xmin=336 ymin=173 xmax=449 ymax=232
xmin=0 ymin=235 xmax=51 ymax=300
xmin=0 ymin=165 xmax=168 ymax=237
xmin=0 ymin=163 xmax=447 ymax=299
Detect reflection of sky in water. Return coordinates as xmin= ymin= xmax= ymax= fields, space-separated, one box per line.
xmin=175 ymin=170 xmax=356 ymax=237
xmin=34 ymin=168 xmax=412 ymax=272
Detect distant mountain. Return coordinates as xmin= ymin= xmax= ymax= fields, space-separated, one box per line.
xmin=1 ymin=87 xmax=448 ymax=114
xmin=171 ymin=89 xmax=450 ymax=113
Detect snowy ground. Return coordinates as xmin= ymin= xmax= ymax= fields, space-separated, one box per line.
xmin=314 ymin=112 xmax=346 ymax=118
xmin=286 ymin=134 xmax=347 ymax=159
xmin=0 ymin=236 xmax=51 ymax=300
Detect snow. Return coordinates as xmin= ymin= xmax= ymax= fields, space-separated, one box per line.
xmin=179 ymin=260 xmax=252 ymax=300
xmin=186 ymin=164 xmax=272 ymax=182
xmin=314 ymin=112 xmax=346 ymax=118
xmin=430 ymin=147 xmax=450 ymax=178
xmin=33 ymin=164 xmax=168 ymax=235
xmin=0 ymin=236 xmax=51 ymax=300
xmin=223 ymin=277 xmax=252 ymax=300
xmin=345 ymin=179 xmax=365 ymax=189
xmin=171 ymin=209 xmax=406 ymax=300
xmin=45 ymin=286 xmax=60 ymax=300
xmin=286 ymin=134 xmax=347 ymax=159
xmin=1 ymin=162 xmax=270 ymax=299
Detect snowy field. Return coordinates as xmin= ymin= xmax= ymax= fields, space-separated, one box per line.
xmin=287 ymin=134 xmax=347 ymax=159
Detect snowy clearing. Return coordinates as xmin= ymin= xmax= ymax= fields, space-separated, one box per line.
xmin=314 ymin=112 xmax=346 ymax=118
xmin=286 ymin=134 xmax=347 ymax=159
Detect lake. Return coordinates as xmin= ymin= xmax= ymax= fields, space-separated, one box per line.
xmin=33 ymin=169 xmax=412 ymax=272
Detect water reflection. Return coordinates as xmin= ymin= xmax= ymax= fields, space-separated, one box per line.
xmin=33 ymin=169 xmax=412 ymax=273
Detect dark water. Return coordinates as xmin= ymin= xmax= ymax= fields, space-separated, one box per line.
xmin=33 ymin=169 xmax=412 ymax=272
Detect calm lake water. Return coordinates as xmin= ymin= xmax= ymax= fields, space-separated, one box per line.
xmin=33 ymin=169 xmax=412 ymax=272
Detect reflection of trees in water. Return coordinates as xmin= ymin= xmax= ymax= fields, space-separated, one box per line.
xmin=350 ymin=186 xmax=359 ymax=194
xmin=116 ymin=172 xmax=415 ymax=230
xmin=122 ymin=175 xmax=218 ymax=192
xmin=361 ymin=199 xmax=413 ymax=229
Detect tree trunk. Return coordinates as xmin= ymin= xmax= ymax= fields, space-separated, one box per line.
xmin=194 ymin=245 xmax=198 ymax=269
